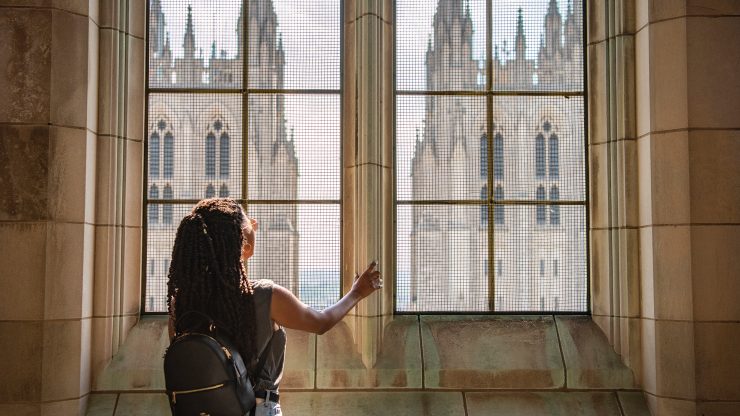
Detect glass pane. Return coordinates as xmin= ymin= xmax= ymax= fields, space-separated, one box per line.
xmin=149 ymin=0 xmax=242 ymax=89
xmin=490 ymin=95 xmax=584 ymax=201
xmin=397 ymin=204 xmax=489 ymax=312
xmin=397 ymin=95 xmax=487 ymax=201
xmin=247 ymin=204 xmax=340 ymax=310
xmin=148 ymin=93 xmax=243 ymax=199
xmin=248 ymin=0 xmax=340 ymax=90
xmin=493 ymin=205 xmax=587 ymax=312
xmin=145 ymin=203 xmax=192 ymax=312
xmin=247 ymin=94 xmax=340 ymax=200
xmin=490 ymin=0 xmax=583 ymax=92
xmin=396 ymin=0 xmax=486 ymax=91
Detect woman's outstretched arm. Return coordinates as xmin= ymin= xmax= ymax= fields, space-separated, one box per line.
xmin=270 ymin=261 xmax=382 ymax=334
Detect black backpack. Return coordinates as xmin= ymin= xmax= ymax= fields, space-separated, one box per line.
xmin=163 ymin=311 xmax=274 ymax=416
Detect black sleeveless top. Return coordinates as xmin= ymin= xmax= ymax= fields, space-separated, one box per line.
xmin=249 ymin=279 xmax=287 ymax=391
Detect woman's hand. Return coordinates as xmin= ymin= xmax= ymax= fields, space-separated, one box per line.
xmin=350 ymin=260 xmax=382 ymax=299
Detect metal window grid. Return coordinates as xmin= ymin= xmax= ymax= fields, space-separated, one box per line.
xmin=395 ymin=0 xmax=589 ymax=313
xmin=143 ymin=0 xmax=343 ymax=313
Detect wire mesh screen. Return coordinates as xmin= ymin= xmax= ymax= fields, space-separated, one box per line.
xmin=145 ymin=204 xmax=192 ymax=312
xmin=397 ymin=95 xmax=487 ymax=201
xmin=247 ymin=94 xmax=340 ymax=201
xmin=145 ymin=0 xmax=340 ymax=313
xmin=493 ymin=205 xmax=587 ymax=312
xmin=149 ymin=0 xmax=242 ymax=89
xmin=147 ymin=94 xmax=243 ymax=200
xmin=247 ymin=204 xmax=340 ymax=310
xmin=397 ymin=205 xmax=489 ymax=312
xmin=248 ymin=0 xmax=340 ymax=90
xmin=396 ymin=0 xmax=586 ymax=313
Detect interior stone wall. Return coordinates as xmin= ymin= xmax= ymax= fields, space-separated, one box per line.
xmin=1 ymin=0 xmax=738 ymax=415
xmin=0 ymin=0 xmax=145 ymax=413
xmin=589 ymin=1 xmax=740 ymax=415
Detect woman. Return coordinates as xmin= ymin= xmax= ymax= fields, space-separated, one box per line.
xmin=167 ymin=198 xmax=381 ymax=416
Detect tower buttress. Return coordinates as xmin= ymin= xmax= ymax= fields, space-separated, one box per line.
xmin=183 ymin=4 xmax=196 ymax=59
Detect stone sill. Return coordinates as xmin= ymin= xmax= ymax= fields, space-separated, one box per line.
xmin=89 ymin=314 xmax=649 ymax=414
xmin=95 ymin=314 xmax=634 ymax=391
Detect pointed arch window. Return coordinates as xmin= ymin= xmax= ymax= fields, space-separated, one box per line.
xmin=149 ymin=132 xmax=160 ymax=178
xmin=205 ymin=183 xmax=215 ymax=198
xmin=163 ymin=132 xmax=174 ymax=178
xmin=219 ymin=133 xmax=230 ymax=178
xmin=549 ymin=185 xmax=560 ymax=225
xmin=148 ymin=185 xmax=159 ymax=224
xmin=480 ymin=185 xmax=488 ymax=225
xmin=219 ymin=183 xmax=229 ymax=197
xmin=536 ymin=185 xmax=546 ymax=224
xmin=479 ymin=133 xmax=487 ymax=178
xmin=549 ymin=133 xmax=559 ymax=179
xmin=205 ymin=133 xmax=216 ymax=178
xmin=494 ymin=185 xmax=504 ymax=225
xmin=535 ymin=133 xmax=546 ymax=178
xmin=493 ymin=132 xmax=504 ymax=180
xmin=162 ymin=185 xmax=173 ymax=223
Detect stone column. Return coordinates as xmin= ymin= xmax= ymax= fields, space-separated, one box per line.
xmin=342 ymin=0 xmax=395 ymax=368
xmin=587 ymin=0 xmax=642 ymax=381
xmin=633 ymin=1 xmax=740 ymax=415
xmin=0 ymin=1 xmax=99 ymax=413
xmin=0 ymin=0 xmax=144 ymax=413
xmin=91 ymin=0 xmax=146 ymax=386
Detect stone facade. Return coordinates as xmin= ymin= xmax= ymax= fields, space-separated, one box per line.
xmin=145 ymin=0 xmax=299 ymax=311
xmin=407 ymin=0 xmax=586 ymax=312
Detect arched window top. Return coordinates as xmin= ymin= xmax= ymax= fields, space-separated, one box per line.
xmin=205 ymin=183 xmax=215 ymax=198
xmin=536 ymin=185 xmax=546 ymax=225
xmin=549 ymin=185 xmax=560 ymax=225
xmin=480 ymin=185 xmax=488 ymax=226
xmin=219 ymin=132 xmax=230 ymax=178
xmin=493 ymin=132 xmax=504 ymax=180
xmin=549 ymin=185 xmax=559 ymax=200
xmin=535 ymin=133 xmax=546 ymax=178
xmin=150 ymin=117 xmax=173 ymax=180
xmin=205 ymin=133 xmax=216 ymax=178
xmin=479 ymin=133 xmax=487 ymax=178
xmin=548 ymin=133 xmax=559 ymax=179
xmin=162 ymin=185 xmax=173 ymax=224
xmin=163 ymin=132 xmax=174 ymax=179
xmin=206 ymin=117 xmax=228 ymax=179
xmin=494 ymin=186 xmax=504 ymax=225
xmin=148 ymin=185 xmax=159 ymax=224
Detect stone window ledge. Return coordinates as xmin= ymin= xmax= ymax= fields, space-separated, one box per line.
xmin=89 ymin=314 xmax=649 ymax=415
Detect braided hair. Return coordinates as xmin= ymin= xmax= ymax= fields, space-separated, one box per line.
xmin=167 ymin=198 xmax=257 ymax=363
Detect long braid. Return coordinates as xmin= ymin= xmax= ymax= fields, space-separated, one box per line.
xmin=167 ymin=198 xmax=258 ymax=363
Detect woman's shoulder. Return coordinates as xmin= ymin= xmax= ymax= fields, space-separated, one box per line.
xmin=250 ymin=279 xmax=279 ymax=294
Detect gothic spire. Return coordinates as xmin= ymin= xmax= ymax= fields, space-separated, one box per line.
xmin=183 ymin=4 xmax=196 ymax=59
xmin=150 ymin=0 xmax=167 ymax=55
xmin=514 ymin=8 xmax=526 ymax=60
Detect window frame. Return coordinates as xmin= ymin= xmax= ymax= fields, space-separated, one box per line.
xmin=393 ymin=0 xmax=590 ymax=315
xmin=141 ymin=0 xmax=344 ymax=315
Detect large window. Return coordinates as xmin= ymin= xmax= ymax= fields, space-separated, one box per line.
xmin=396 ymin=0 xmax=586 ymax=312
xmin=144 ymin=0 xmax=341 ymax=312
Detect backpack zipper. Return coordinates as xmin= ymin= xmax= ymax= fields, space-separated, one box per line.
xmin=170 ymin=383 xmax=225 ymax=404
